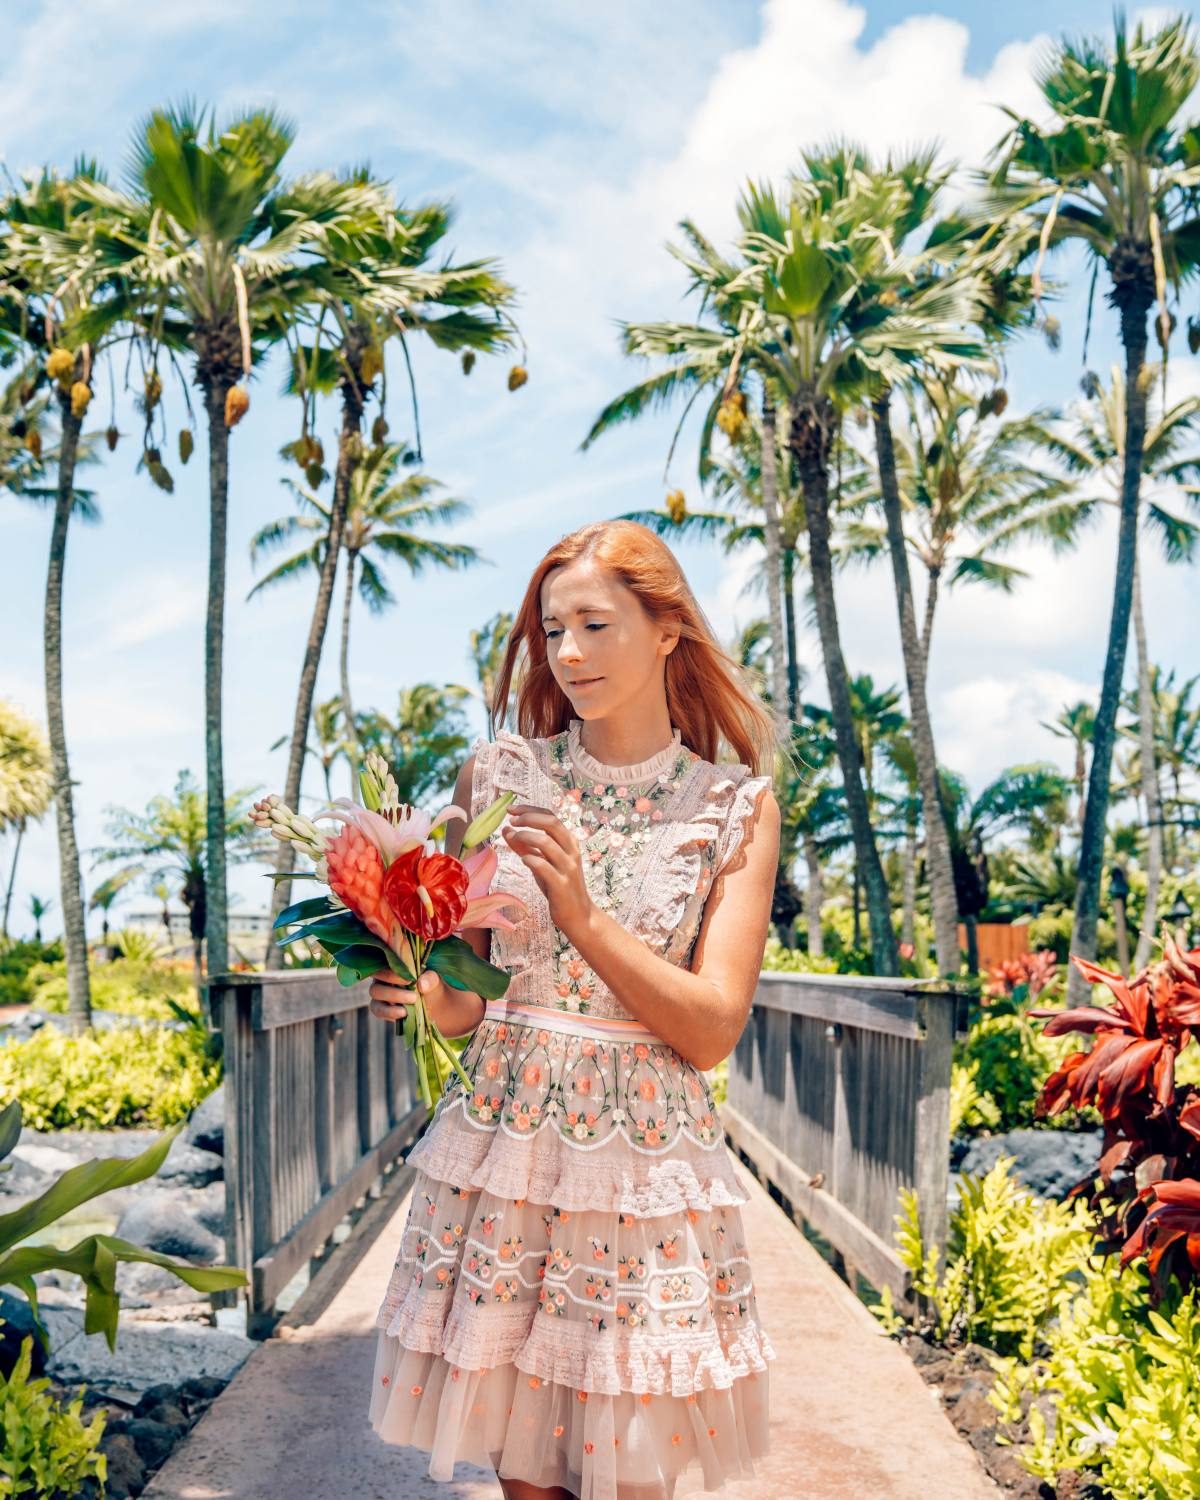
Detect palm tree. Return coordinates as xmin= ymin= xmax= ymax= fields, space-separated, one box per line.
xmin=581 ymin=219 xmax=793 ymax=740
xmin=68 ymin=103 xmax=383 ymax=981
xmin=1151 ymin=669 xmax=1200 ymax=869
xmin=1040 ymin=701 xmax=1097 ymax=833
xmin=356 ymin=684 xmax=473 ymax=806
xmin=88 ymin=869 xmax=136 ymax=952
xmin=263 ymin=189 xmax=517 ymax=947
xmin=250 ymin=441 xmax=483 ymax=790
xmin=985 ymin=13 xmax=1200 ymax=1004
xmin=1017 ymin=366 xmax=1200 ymax=965
xmin=731 ymin=152 xmax=979 ymax=973
xmin=940 ymin=762 xmax=1075 ymax=972
xmin=1 ymin=165 xmax=119 ymax=1029
xmin=93 ymin=771 xmax=267 ymax=1000
xmin=28 ymin=894 xmax=52 ymax=944
xmin=0 ymin=698 xmax=53 ymax=938
xmin=467 ymin=612 xmax=514 ymax=736
xmin=853 ymin=375 xmax=1070 ymax=666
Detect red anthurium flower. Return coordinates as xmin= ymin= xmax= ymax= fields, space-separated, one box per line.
xmin=1121 ymin=1178 xmax=1200 ymax=1277
xmin=381 ymin=845 xmax=469 ymax=941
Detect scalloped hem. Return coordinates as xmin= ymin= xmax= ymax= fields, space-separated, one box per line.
xmin=369 ymin=1335 xmax=770 ymax=1500
xmin=377 ymin=1281 xmax=777 ymax=1396
xmin=407 ymin=1099 xmax=750 ymax=1217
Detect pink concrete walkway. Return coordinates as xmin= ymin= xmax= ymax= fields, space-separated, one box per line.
xmin=143 ymin=1158 xmax=998 ymax=1500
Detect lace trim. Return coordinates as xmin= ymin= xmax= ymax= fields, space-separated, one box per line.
xmin=375 ymin=1288 xmax=776 ymax=1395
xmin=713 ymin=773 xmax=772 ymax=877
xmin=567 ymin=718 xmax=682 ymax=783
xmin=405 ymin=1094 xmax=749 ymax=1215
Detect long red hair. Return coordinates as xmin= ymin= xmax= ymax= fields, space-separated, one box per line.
xmin=490 ymin=520 xmax=780 ymax=774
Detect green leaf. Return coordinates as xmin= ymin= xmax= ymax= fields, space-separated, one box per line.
xmin=774 ymin=244 xmax=832 ymax=317
xmin=426 ymin=935 xmax=512 ymax=999
xmin=273 ymin=894 xmax=338 ymax=929
xmin=267 ymin=869 xmax=319 ymax=883
xmin=383 ymin=946 xmax=415 ymax=983
xmin=0 ymin=1124 xmax=185 ymax=1255
xmin=329 ymin=944 xmax=387 ymax=978
xmin=282 ymin=910 xmax=373 ymax=947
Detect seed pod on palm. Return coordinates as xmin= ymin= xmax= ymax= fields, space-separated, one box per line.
xmin=46 ymin=347 xmax=75 ymax=385
xmin=461 ymin=350 xmax=476 ymax=376
xmin=225 ymin=385 xmax=250 ymax=428
xmin=70 ymin=381 xmax=92 ymax=419
xmin=105 ymin=425 xmax=120 ymax=452
xmin=144 ymin=369 xmax=162 ymax=410
xmin=179 ymin=428 xmax=194 ymax=464
xmin=371 ymin=414 xmax=388 ymax=446
xmin=507 ymin=365 xmax=528 ymax=391
xmin=360 ymin=345 xmax=383 ymax=385
xmin=666 ymin=489 xmax=686 ymax=524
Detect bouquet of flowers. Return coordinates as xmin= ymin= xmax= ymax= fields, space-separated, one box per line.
xmin=251 ymin=750 xmax=528 ymax=1111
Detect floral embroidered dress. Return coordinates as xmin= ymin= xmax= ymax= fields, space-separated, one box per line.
xmin=369 ymin=719 xmax=776 ymax=1500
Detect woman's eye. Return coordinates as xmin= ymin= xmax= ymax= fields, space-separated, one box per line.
xmin=545 ymin=624 xmax=607 ymax=639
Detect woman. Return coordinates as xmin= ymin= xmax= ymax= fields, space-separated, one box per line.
xmin=367 ymin=519 xmax=781 ymax=1500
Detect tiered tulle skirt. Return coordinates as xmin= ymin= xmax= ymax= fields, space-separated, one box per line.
xmin=369 ymin=1007 xmax=775 ymax=1499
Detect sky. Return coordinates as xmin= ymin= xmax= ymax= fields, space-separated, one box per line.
xmin=2 ymin=0 xmax=1197 ymax=937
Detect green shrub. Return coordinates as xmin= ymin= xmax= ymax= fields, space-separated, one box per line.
xmin=0 ymin=1021 xmax=222 ymax=1130
xmin=761 ymin=934 xmax=840 ymax=974
xmin=989 ymin=1268 xmax=1200 ymax=1498
xmin=0 ymin=941 xmax=63 ymax=1009
xmin=950 ymin=1010 xmax=1084 ymax=1136
xmin=28 ymin=956 xmax=195 ymax=1021
xmin=1025 ymin=909 xmax=1116 ymax=965
xmin=0 ymin=1331 xmax=107 ymax=1498
xmin=873 ymin=1156 xmax=1095 ymax=1360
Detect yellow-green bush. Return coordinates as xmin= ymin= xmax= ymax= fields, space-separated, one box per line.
xmin=873 ymin=1156 xmax=1095 ymax=1360
xmin=28 ymin=956 xmax=195 ymax=1021
xmin=0 ymin=1332 xmax=107 ymax=1498
xmin=760 ymin=934 xmax=840 ymax=974
xmin=990 ymin=1267 xmax=1200 ymax=1499
xmin=949 ymin=1010 xmax=1082 ymax=1136
xmin=0 ymin=1020 xmax=221 ymax=1130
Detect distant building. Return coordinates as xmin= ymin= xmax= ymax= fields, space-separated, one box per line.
xmin=123 ymin=908 xmax=273 ymax=964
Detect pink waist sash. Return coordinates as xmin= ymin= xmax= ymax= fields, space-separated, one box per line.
xmin=482 ymin=998 xmax=662 ymax=1044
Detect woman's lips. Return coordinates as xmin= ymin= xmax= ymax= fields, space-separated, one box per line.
xmin=570 ymin=676 xmax=604 ymax=689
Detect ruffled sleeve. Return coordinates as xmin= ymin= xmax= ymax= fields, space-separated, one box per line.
xmin=713 ymin=769 xmax=773 ymax=878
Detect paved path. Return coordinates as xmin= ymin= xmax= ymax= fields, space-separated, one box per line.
xmin=144 ymin=1156 xmax=998 ymax=1500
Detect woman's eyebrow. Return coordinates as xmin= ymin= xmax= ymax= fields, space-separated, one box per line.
xmin=541 ymin=604 xmax=613 ymax=622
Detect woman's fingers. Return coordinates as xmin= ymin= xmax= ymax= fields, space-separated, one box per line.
xmin=368 ymin=996 xmax=407 ymax=1022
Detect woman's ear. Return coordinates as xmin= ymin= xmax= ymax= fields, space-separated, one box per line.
xmin=660 ymin=628 xmax=680 ymax=657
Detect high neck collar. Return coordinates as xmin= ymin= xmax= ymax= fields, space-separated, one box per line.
xmin=566 ymin=717 xmax=682 ymax=784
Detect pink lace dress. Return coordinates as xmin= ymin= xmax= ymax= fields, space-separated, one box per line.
xmin=369 ymin=719 xmax=777 ymax=1499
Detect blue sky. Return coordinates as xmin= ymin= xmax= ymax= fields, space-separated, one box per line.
xmin=2 ymin=0 xmax=1196 ymax=936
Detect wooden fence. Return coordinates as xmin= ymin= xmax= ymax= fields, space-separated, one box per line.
xmin=208 ymin=971 xmax=426 ymax=1336
xmin=721 ymin=971 xmax=960 ymax=1306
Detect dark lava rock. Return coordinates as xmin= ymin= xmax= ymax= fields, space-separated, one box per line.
xmin=949 ymin=1384 xmax=997 ymax=1436
xmin=92 ymin=1432 xmax=146 ymax=1498
xmin=114 ymin=1189 xmax=223 ymax=1262
xmin=957 ymin=1127 xmax=1101 ymax=1200
xmin=107 ymin=1415 xmax=177 ymax=1469
xmin=0 ymin=1289 xmax=47 ymax=1377
xmin=133 ymin=1381 xmax=182 ymax=1417
xmin=183 ymin=1083 xmax=224 ymax=1156
xmin=178 ymin=1372 xmax=227 ymax=1403
xmin=157 ymin=1139 xmax=224 ymax=1187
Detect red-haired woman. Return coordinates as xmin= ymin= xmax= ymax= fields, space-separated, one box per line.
xmin=367 ymin=520 xmax=781 ymax=1500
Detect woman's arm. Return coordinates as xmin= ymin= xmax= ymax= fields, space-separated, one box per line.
xmin=366 ymin=751 xmax=489 ymax=1039
xmin=502 ymin=783 xmax=779 ymax=1072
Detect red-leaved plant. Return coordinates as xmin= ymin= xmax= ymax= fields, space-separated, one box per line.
xmin=1029 ymin=937 xmax=1200 ymax=1298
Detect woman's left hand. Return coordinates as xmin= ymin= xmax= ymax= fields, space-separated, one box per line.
xmin=502 ymin=803 xmax=594 ymax=936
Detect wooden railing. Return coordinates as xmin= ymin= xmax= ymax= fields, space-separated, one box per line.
xmin=721 ymin=971 xmax=960 ymax=1306
xmin=208 ymin=971 xmax=427 ymax=1336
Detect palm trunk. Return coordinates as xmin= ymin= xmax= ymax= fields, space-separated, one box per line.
xmin=902 ymin=817 xmax=916 ymax=950
xmin=759 ymin=394 xmax=791 ymax=739
xmin=202 ymin=382 xmax=230 ymax=983
xmin=264 ymin=395 xmax=360 ymax=964
xmin=920 ymin=567 xmax=940 ymax=666
xmin=1131 ymin=552 xmax=1163 ymax=970
xmin=1068 ymin=263 xmax=1153 ymax=1008
xmin=340 ymin=549 xmax=358 ymax=793
xmin=791 ymin=390 xmax=898 ymax=975
xmin=782 ymin=544 xmax=800 ymax=721
xmin=802 ymin=834 xmax=824 ymax=956
xmin=46 ymin=396 xmax=92 ymax=1033
xmin=873 ymin=393 xmax=960 ymax=975
xmin=3 ymin=819 xmax=24 ymax=938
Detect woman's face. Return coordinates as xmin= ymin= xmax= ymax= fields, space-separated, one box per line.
xmin=540 ymin=558 xmax=677 ymax=722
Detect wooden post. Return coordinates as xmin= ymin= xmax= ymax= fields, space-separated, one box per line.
xmin=912 ymin=991 xmax=954 ymax=1259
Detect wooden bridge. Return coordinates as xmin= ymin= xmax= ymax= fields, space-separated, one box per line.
xmin=142 ymin=970 xmax=998 ymax=1499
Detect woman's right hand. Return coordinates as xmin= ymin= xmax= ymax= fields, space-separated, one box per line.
xmin=367 ymin=967 xmax=438 ymax=1025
